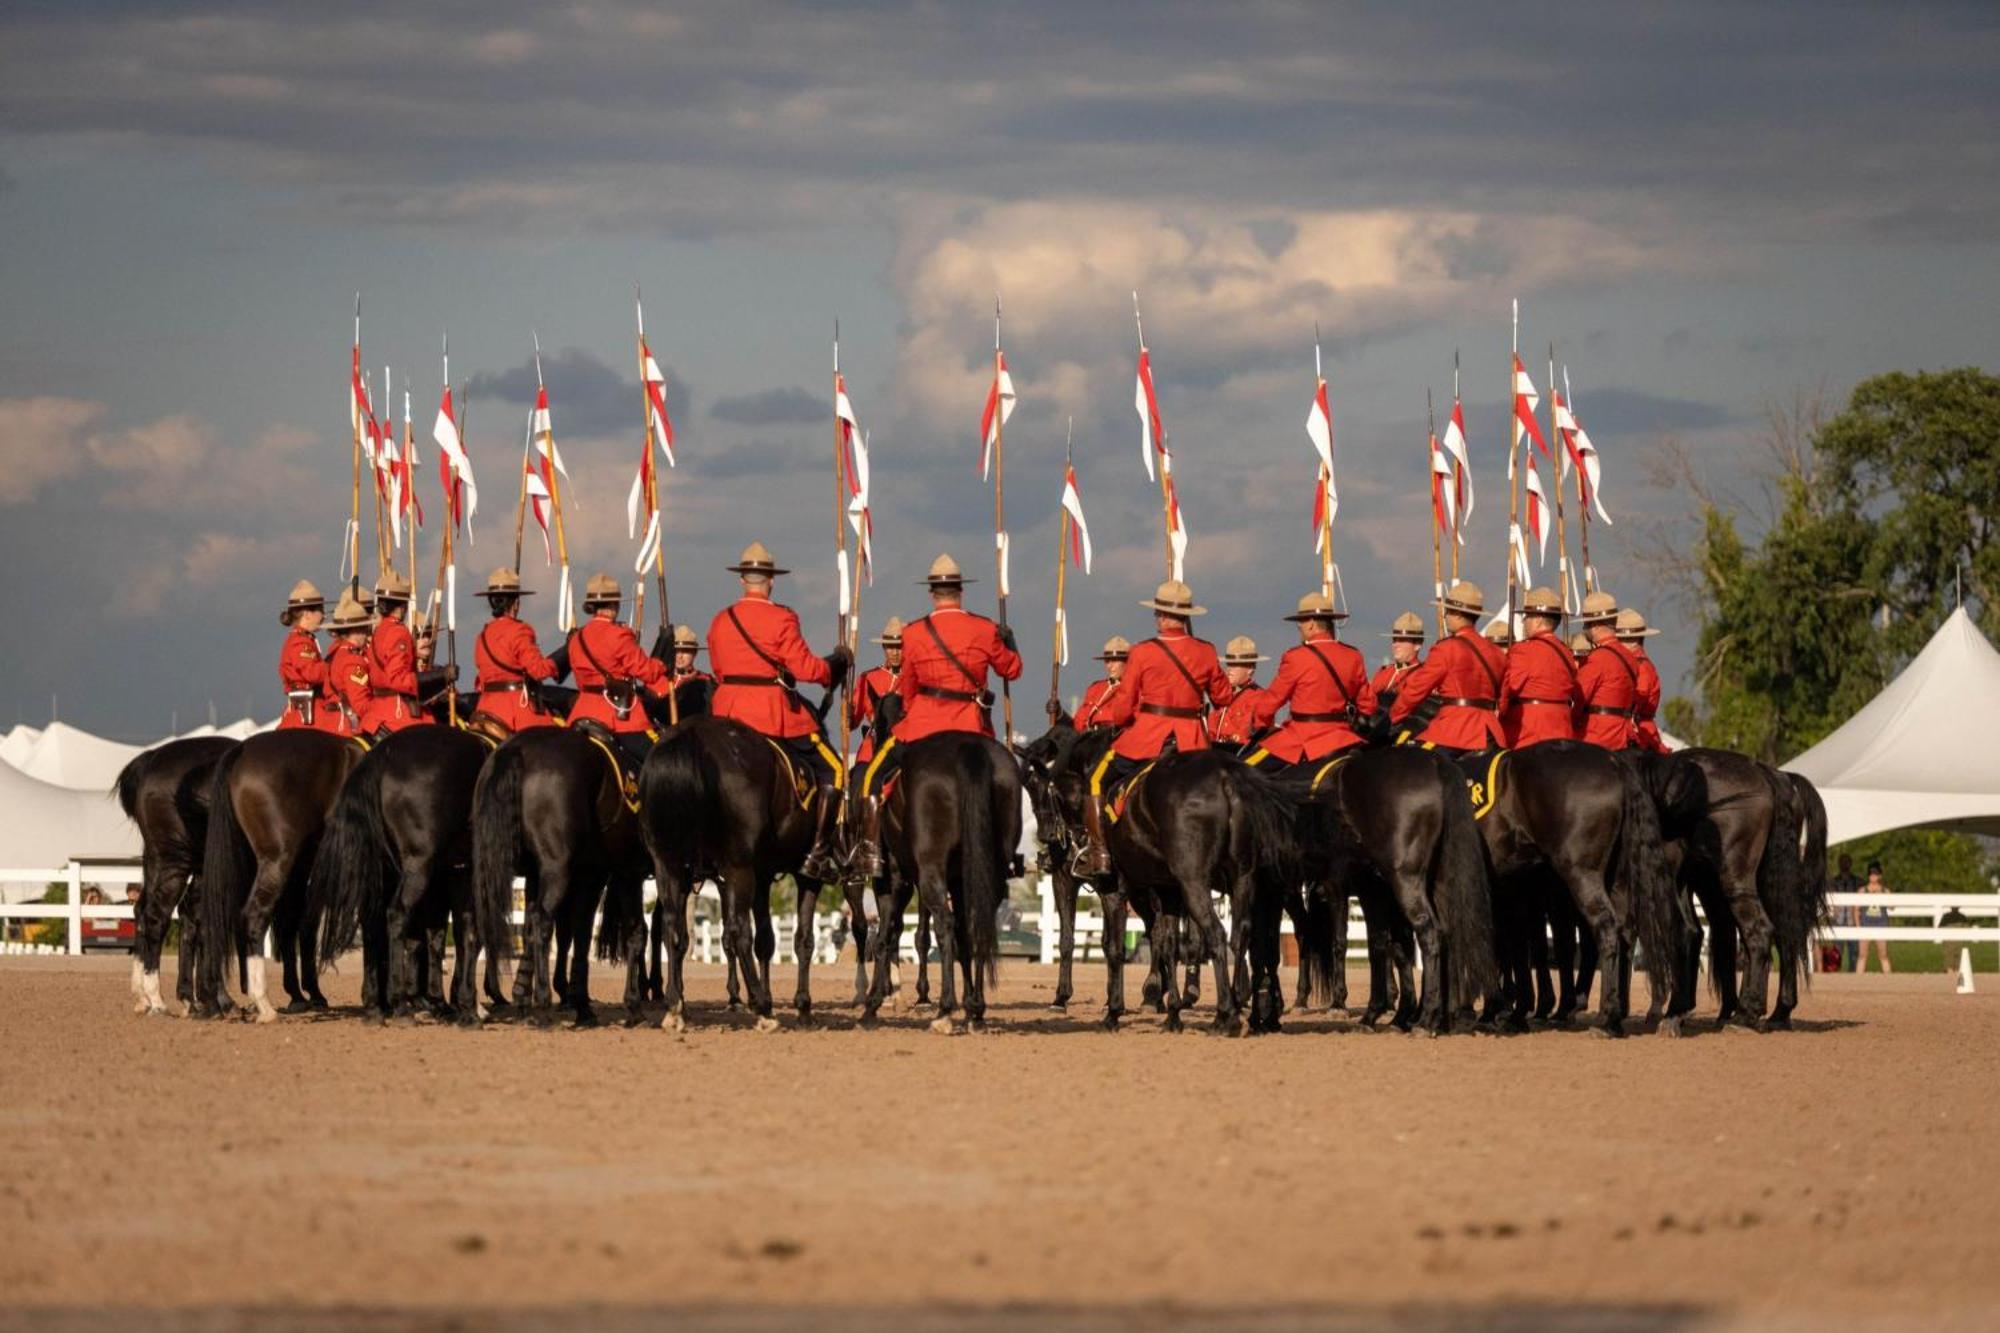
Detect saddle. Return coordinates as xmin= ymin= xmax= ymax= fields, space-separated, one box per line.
xmin=464 ymin=711 xmax=514 ymax=746
xmin=1437 ymin=746 xmax=1508 ymax=820
xmin=569 ymin=718 xmax=644 ymax=813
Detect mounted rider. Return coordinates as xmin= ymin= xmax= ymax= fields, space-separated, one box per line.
xmin=471 ymin=567 xmax=561 ymax=734
xmin=568 ymin=573 xmax=670 ymax=763
xmin=1388 ymin=580 xmax=1509 ymax=757
xmin=1616 ymin=607 xmax=1667 ymax=753
xmin=1206 ymin=636 xmax=1271 ymax=753
xmin=1069 ymin=637 xmax=1129 ymax=729
xmin=849 ymin=556 xmax=1021 ymax=878
xmin=276 ymin=580 xmax=339 ymax=733
xmin=1074 ymin=580 xmax=1233 ymax=875
xmin=667 ymin=624 xmax=716 ymax=717
xmin=323 ymin=590 xmax=374 ymax=735
xmin=847 ymin=616 xmax=904 ymax=766
xmin=359 ymin=571 xmax=452 ymax=737
xmin=1574 ymin=591 xmax=1641 ymax=750
xmin=705 ymin=542 xmax=851 ymax=881
xmin=1371 ymin=611 xmax=1426 ymax=710
xmin=1500 ymin=585 xmax=1580 ymax=748
xmin=1244 ymin=590 xmax=1376 ymax=771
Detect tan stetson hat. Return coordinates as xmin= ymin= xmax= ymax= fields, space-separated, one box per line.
xmin=1520 ymin=586 xmax=1565 ymax=619
xmin=280 ymin=579 xmax=325 ymax=626
xmin=918 ymin=553 xmax=975 ymax=587
xmin=1140 ymin=580 xmax=1206 ymax=617
xmin=1223 ymin=635 xmax=1268 ymax=665
xmin=1095 ymin=636 xmax=1131 ymax=662
xmin=1615 ymin=608 xmax=1660 ymax=639
xmin=1569 ymin=632 xmax=1594 ymax=658
xmin=1483 ymin=619 xmax=1514 ymax=647
xmin=1578 ymin=590 xmax=1620 ymax=625
xmin=582 ymin=572 xmax=622 ymax=606
xmin=1283 ymin=590 xmax=1347 ymax=623
xmin=327 ymin=589 xmax=373 ymax=633
xmin=872 ymin=616 xmax=905 ymax=645
xmin=1383 ymin=610 xmax=1426 ymax=642
xmin=1439 ymin=580 xmax=1485 ymax=617
xmin=479 ymin=567 xmax=533 ymax=598
xmin=373 ymin=570 xmax=413 ymax=604
xmin=672 ymin=623 xmax=701 ymax=650
xmin=726 ymin=541 xmax=790 ymax=577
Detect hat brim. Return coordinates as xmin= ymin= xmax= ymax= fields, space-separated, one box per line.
xmin=1140 ymin=599 xmax=1207 ymax=616
xmin=1283 ymin=608 xmax=1349 ymax=622
xmin=1380 ymin=632 xmax=1426 ymax=640
xmin=1618 ymin=626 xmax=1661 ymax=638
xmin=1438 ymin=599 xmax=1484 ymax=617
xmin=1093 ymin=653 xmax=1129 ymax=662
xmin=871 ymin=636 xmax=904 ymax=645
xmin=481 ymin=588 xmax=535 ymax=597
xmin=1224 ymin=655 xmax=1271 ymax=664
xmin=727 ymin=563 xmax=791 ymax=576
xmin=919 ymin=576 xmax=976 ymax=586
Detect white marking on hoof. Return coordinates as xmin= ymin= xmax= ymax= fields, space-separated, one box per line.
xmin=141 ymin=969 xmax=168 ymax=1016
xmin=929 ymin=1015 xmax=959 ymax=1036
xmin=660 ymin=1009 xmax=686 ymax=1033
xmin=129 ymin=958 xmax=143 ymax=996
xmin=246 ymin=957 xmax=276 ymax=1023
xmin=754 ymin=1015 xmax=780 ymax=1034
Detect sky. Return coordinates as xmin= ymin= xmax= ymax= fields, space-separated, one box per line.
xmin=2 ymin=1 xmax=1997 ymax=739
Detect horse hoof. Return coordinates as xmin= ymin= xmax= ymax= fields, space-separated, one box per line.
xmin=252 ymin=1005 xmax=278 ymax=1026
xmin=1658 ymin=1016 xmax=1685 ymax=1040
xmin=1049 ymin=1000 xmax=1069 ymax=1013
xmin=308 ymin=995 xmax=331 ymax=1012
xmin=281 ymin=998 xmax=312 ymax=1016
xmin=1591 ymin=1021 xmax=1625 ymax=1040
xmin=1767 ymin=1013 xmax=1793 ymax=1032
xmin=726 ymin=999 xmax=744 ymax=1012
xmin=928 ymin=1015 xmax=959 ymax=1036
xmin=858 ymin=1012 xmax=880 ymax=1030
xmin=967 ymin=1018 xmax=988 ymax=1034
xmin=573 ymin=1009 xmax=600 ymax=1030
xmin=794 ymin=1008 xmax=816 ymax=1029
xmin=457 ymin=1013 xmax=482 ymax=1030
xmin=1100 ymin=1012 xmax=1121 ymax=1032
xmin=660 ymin=1010 xmax=686 ymax=1034
xmin=754 ymin=1016 xmax=781 ymax=1034
xmin=132 ymin=994 xmax=151 ymax=1016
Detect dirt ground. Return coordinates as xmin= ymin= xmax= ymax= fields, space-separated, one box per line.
xmin=1 ymin=954 xmax=1994 ymax=1332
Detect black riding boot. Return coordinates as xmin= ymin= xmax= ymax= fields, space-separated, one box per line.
xmin=846 ymin=794 xmax=884 ymax=879
xmin=799 ymin=785 xmax=842 ymax=882
xmin=1073 ymin=792 xmax=1113 ymax=876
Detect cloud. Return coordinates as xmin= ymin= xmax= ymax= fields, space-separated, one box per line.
xmin=1568 ymin=387 xmax=1732 ymax=437
xmin=462 ymin=346 xmax=677 ymax=440
xmin=710 ymin=386 xmax=822 ymax=426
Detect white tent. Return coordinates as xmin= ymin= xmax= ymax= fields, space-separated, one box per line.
xmin=8 ymin=721 xmax=144 ymax=792
xmin=0 ymin=759 xmax=141 ymax=874
xmin=0 ymin=725 xmax=42 ymax=770
xmin=1783 ymin=607 xmax=2000 ymax=845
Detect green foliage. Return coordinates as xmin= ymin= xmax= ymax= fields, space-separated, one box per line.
xmin=1834 ymin=829 xmax=1994 ymax=895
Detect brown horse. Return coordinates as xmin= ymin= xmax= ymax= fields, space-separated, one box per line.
xmin=199 ymin=729 xmax=367 ymax=1022
xmin=116 ymin=735 xmax=238 ymax=1017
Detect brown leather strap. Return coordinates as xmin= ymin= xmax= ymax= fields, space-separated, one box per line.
xmin=1455 ymin=635 xmax=1504 ymax=696
xmin=918 ymin=684 xmax=981 ymax=703
xmin=917 ymin=615 xmax=987 ymax=694
xmin=481 ymin=680 xmax=530 ymax=693
xmin=1300 ymin=641 xmax=1360 ymax=716
xmin=724 ymin=606 xmax=796 ymax=687
xmin=1516 ymin=697 xmax=1569 ymax=707
xmin=720 ymin=674 xmax=783 ymax=686
xmin=1587 ymin=704 xmax=1636 ymax=718
xmin=1442 ymin=696 xmax=1496 ymax=711
xmin=1142 ymin=638 xmax=1210 ymax=715
xmin=1139 ymin=702 xmax=1203 ymax=719
xmin=1536 ymin=635 xmax=1581 ymax=687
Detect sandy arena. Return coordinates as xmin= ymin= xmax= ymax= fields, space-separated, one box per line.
xmin=1 ymin=954 xmax=1993 ymax=1331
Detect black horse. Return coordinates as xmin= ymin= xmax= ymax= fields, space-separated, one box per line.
xmin=1292 ymin=746 xmax=1498 ymax=1034
xmin=1469 ymin=740 xmax=1684 ymax=1037
xmin=633 ymin=714 xmax=831 ymax=1031
xmin=472 ymin=725 xmax=646 ymax=1028
xmin=116 ymin=735 xmax=238 ymax=1017
xmin=857 ymin=732 xmax=1019 ymax=1033
xmin=313 ymin=725 xmax=510 ymax=1023
xmin=199 ymin=729 xmax=366 ymax=1021
xmin=1023 ymin=725 xmax=1298 ymax=1034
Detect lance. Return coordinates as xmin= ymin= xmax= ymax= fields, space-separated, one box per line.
xmin=1450 ymin=350 xmax=1463 ymax=585
xmin=372 ymin=367 xmax=391 ymax=579
xmin=1549 ymin=343 xmax=1575 ymax=612
xmin=992 ymin=295 xmax=1014 ymax=743
xmin=1314 ymin=324 xmax=1334 ymax=600
xmin=1134 ymin=293 xmax=1176 ymax=580
xmin=630 ymin=297 xmax=665 ymax=644
xmin=1428 ymin=388 xmax=1445 ymax=637
xmin=1507 ymin=301 xmax=1522 ymax=616
xmin=512 ymin=389 xmax=530 ymax=575
xmin=404 ymin=389 xmax=417 ymax=611
xmin=434 ymin=335 xmax=460 ymax=728
xmin=1049 ymin=418 xmax=1074 ymax=713
xmin=832 ymin=321 xmax=851 ymax=759
xmin=535 ymin=332 xmax=577 ymax=636
xmin=348 ymin=293 xmax=364 ymax=597
xmin=1568 ymin=366 xmax=1597 ymax=594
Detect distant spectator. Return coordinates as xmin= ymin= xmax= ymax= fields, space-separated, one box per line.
xmin=1855 ymin=861 xmax=1893 ymax=974
xmin=82 ymin=887 xmax=104 ymax=906
xmin=1830 ymin=853 xmax=1862 ymax=971
xmin=125 ymin=885 xmax=141 ymax=905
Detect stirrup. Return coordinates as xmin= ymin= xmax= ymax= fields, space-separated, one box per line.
xmin=846 ymin=796 xmax=884 ymax=879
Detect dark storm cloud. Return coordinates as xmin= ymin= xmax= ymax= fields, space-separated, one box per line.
xmin=710 ymin=386 xmax=821 ymax=426
xmin=1566 ymin=388 xmax=1732 ymax=438
xmin=462 ymin=347 xmax=678 ymax=440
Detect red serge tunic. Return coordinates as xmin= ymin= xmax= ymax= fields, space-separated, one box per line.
xmin=1576 ymin=637 xmax=1643 ymax=750
xmin=1632 ymin=653 xmax=1666 ymax=753
xmin=706 ymin=596 xmax=830 ymax=739
xmin=1250 ymin=636 xmax=1376 ymax=763
xmin=1371 ymin=660 xmax=1415 ymax=707
xmin=1075 ymin=677 xmax=1119 ymax=728
xmin=848 ymin=665 xmax=898 ymax=761
xmin=1501 ymin=631 xmax=1581 ymax=747
xmin=1093 ymin=634 xmax=1234 ymax=761
xmin=1389 ymin=626 xmax=1510 ymax=751
xmin=1207 ymin=683 xmax=1270 ymax=748
xmin=325 ymin=641 xmax=371 ymax=735
xmin=359 ymin=617 xmax=430 ymax=733
xmin=277 ymin=629 xmax=342 ymax=733
xmin=568 ymin=616 xmax=669 ymax=735
xmin=473 ymin=615 xmax=560 ymax=732
xmin=893 ymin=608 xmax=1023 ymax=743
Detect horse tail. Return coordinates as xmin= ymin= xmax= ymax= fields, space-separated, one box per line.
xmin=472 ymin=742 xmax=524 ymax=962
xmin=1434 ymin=762 xmax=1499 ymax=1003
xmin=1770 ymin=770 xmax=1829 ymax=995
xmin=597 ymin=873 xmax=642 ymax=965
xmin=1296 ymin=885 xmax=1340 ymax=1009
xmin=199 ymin=746 xmax=252 ymax=997
xmin=1614 ymin=754 xmax=1681 ymax=991
xmin=311 ymin=748 xmax=388 ymax=964
xmin=957 ymin=739 xmax=1002 ymax=984
xmin=1237 ymin=767 xmax=1303 ymax=895
xmin=639 ymin=723 xmax=718 ymax=871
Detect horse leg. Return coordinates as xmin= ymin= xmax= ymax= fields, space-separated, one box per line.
xmin=1201 ymin=878 xmax=1247 ymax=1036
xmin=1324 ymin=888 xmax=1352 ymax=1012
xmin=1390 ymin=867 xmax=1448 ymax=1036
xmin=552 ymin=907 xmax=573 ymax=1007
xmin=913 ymin=896 xmax=934 ymax=1010
xmin=1283 ymin=886 xmax=1310 ymax=1013
xmin=237 ymin=856 xmax=293 ymax=1024
xmin=916 ymin=865 xmax=961 ymax=1036
xmin=1180 ymin=915 xmax=1203 ymax=1011
xmin=751 ymin=882 xmax=777 ymax=1012
xmin=566 ymin=878 xmax=603 ymax=1030
xmin=1357 ymin=892 xmax=1392 ymax=1027
xmin=1052 ymin=869 xmax=1078 ymax=1010
xmin=651 ymin=867 xmax=694 ymax=1033
xmin=792 ymin=878 xmax=821 ymax=1026
xmin=1719 ymin=878 xmax=1776 ymax=1032
xmin=722 ymin=870 xmax=776 ymax=1031
xmin=134 ymin=853 xmax=182 ymax=1016
xmin=647 ymin=898 xmax=665 ymax=1005
xmin=1529 ymin=894 xmax=1556 ymax=1022
xmin=384 ymin=856 xmax=431 ymax=1023
xmin=272 ymin=873 xmax=308 ymax=1013
xmin=1565 ymin=869 xmax=1627 ymax=1038
xmin=1099 ymin=882 xmax=1130 ymax=1031
xmin=1387 ymin=916 xmax=1419 ymax=1032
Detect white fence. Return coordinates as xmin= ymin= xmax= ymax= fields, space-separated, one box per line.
xmin=5 ymin=862 xmax=1998 ymax=968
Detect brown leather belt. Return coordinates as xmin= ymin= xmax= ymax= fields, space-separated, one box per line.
xmin=481 ymin=680 xmax=529 ymax=693
xmin=1140 ymin=703 xmax=1203 ymax=719
xmin=918 ymin=684 xmax=981 ymax=703
xmin=1587 ymin=705 xmax=1636 ymax=718
xmin=1442 ymin=697 xmax=1496 ymax=711
xmin=720 ymin=674 xmax=782 ymax=687
xmin=368 ymin=688 xmax=413 ymax=698
xmin=1288 ymin=710 xmax=1351 ymax=724
xmin=1518 ymin=697 xmax=1569 ymax=707
xmin=578 ymin=684 xmax=609 ymax=695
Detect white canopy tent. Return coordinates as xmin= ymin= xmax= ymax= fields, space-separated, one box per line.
xmin=0 ymin=759 xmax=141 ymax=877
xmin=9 ymin=721 xmax=143 ymax=791
xmin=1783 ymin=607 xmax=2000 ymax=846
xmin=0 ymin=725 xmax=42 ymax=770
